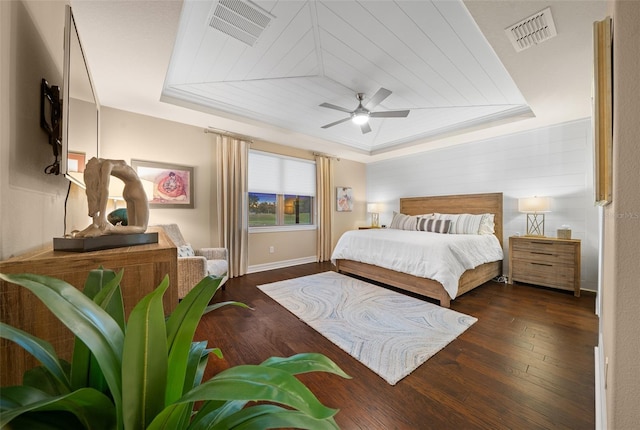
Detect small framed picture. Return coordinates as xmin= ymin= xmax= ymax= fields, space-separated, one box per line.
xmin=131 ymin=159 xmax=194 ymax=209
xmin=336 ymin=186 xmax=353 ymax=212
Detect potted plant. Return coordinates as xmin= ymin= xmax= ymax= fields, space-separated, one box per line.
xmin=0 ymin=268 xmax=350 ymax=429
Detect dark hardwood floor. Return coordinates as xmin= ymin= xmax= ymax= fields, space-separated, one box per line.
xmin=195 ymin=262 xmax=598 ymax=429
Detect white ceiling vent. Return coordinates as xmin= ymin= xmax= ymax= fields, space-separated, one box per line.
xmin=505 ymin=7 xmax=557 ymax=52
xmin=208 ymin=0 xmax=274 ymax=47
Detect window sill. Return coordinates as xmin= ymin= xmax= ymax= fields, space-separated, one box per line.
xmin=249 ymin=225 xmax=317 ymax=234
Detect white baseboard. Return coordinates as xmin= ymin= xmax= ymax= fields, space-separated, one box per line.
xmin=247 ymin=256 xmax=318 ymax=274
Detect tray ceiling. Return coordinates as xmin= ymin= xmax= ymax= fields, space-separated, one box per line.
xmin=162 ymin=0 xmax=532 ymax=155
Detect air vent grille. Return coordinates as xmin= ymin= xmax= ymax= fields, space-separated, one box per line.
xmin=209 ymin=0 xmax=273 ymax=47
xmin=505 ymin=7 xmax=557 ymax=52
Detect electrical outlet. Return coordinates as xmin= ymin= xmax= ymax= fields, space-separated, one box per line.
xmin=269 ymin=246 xmax=275 ymax=254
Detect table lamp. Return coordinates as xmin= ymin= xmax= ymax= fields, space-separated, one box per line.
xmin=518 ymin=196 xmax=550 ymax=236
xmin=367 ymin=203 xmax=380 ymax=227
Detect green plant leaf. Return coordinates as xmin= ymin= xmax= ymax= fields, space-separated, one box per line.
xmin=183 ymin=341 xmax=209 ymax=394
xmin=261 ymin=353 xmax=351 ymax=379
xmin=122 ymin=275 xmax=170 ymax=430
xmin=203 ymin=300 xmax=252 ymax=315
xmin=179 ymin=365 xmax=338 ymax=420
xmin=188 ymin=400 xmax=246 ymax=430
xmin=0 ymin=273 xmax=125 ymax=426
xmin=0 ymin=322 xmax=70 ymax=392
xmin=210 ymin=404 xmax=340 ymax=430
xmin=23 ymin=365 xmax=71 ymax=397
xmin=146 ymin=402 xmax=192 ymax=430
xmin=3 ymin=413 xmax=85 ymax=430
xmin=164 ymin=275 xmax=225 ymax=405
xmin=90 ymin=269 xmax=126 ymax=331
xmin=71 ymin=268 xmax=123 ymax=392
xmin=0 ymin=386 xmax=115 ymax=430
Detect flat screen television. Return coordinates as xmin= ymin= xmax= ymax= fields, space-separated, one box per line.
xmin=61 ymin=5 xmax=100 ymax=186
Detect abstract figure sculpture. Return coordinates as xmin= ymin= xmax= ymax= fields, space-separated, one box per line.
xmin=72 ymin=158 xmax=149 ymax=238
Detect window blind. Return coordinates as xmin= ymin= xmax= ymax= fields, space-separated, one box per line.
xmin=248 ymin=150 xmax=316 ymax=196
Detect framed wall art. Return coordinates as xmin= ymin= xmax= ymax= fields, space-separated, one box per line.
xmin=336 ymin=186 xmax=353 ymax=212
xmin=131 ymin=159 xmax=194 ymax=208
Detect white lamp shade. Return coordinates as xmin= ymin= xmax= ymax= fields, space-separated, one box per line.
xmin=518 ymin=196 xmax=550 ymax=213
xmin=367 ymin=203 xmax=379 ymax=213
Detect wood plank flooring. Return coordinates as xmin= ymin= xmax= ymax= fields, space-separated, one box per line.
xmin=195 ymin=262 xmax=598 ymax=429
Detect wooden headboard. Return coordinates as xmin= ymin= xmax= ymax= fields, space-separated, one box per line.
xmin=400 ymin=192 xmax=504 ymax=247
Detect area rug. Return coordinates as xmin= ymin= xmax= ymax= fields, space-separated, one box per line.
xmin=257 ymin=271 xmax=477 ymax=385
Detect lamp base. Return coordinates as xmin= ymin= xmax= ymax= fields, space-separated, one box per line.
xmin=525 ymin=213 xmax=545 ymax=237
xmin=370 ymin=213 xmax=379 ymax=228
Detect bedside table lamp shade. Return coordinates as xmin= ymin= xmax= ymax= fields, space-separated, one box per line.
xmin=518 ymin=197 xmax=550 ymax=236
xmin=367 ymin=203 xmax=380 ymax=227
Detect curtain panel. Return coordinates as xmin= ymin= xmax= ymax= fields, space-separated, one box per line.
xmin=315 ymin=155 xmax=333 ymax=261
xmin=216 ymin=135 xmax=249 ymax=278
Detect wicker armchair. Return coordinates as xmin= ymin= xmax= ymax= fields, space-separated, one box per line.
xmin=157 ymin=224 xmax=228 ymax=299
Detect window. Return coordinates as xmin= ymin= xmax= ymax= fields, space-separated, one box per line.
xmin=248 ymin=151 xmax=315 ymax=228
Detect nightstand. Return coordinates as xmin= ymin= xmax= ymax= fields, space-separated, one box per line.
xmin=508 ymin=236 xmax=581 ymax=296
xmin=358 ymin=226 xmax=381 ymax=230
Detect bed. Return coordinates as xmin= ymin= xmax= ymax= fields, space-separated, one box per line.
xmin=332 ymin=192 xmax=504 ymax=308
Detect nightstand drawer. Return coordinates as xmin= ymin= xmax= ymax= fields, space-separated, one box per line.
xmin=511 ymin=259 xmax=576 ymax=291
xmin=511 ymin=243 xmax=576 ymax=265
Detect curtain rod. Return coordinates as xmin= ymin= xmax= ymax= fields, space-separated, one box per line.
xmin=204 ymin=127 xmax=254 ymax=142
xmin=313 ymin=151 xmax=340 ymax=161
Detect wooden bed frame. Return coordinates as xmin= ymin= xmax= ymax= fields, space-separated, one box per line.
xmin=334 ymin=192 xmax=503 ymax=308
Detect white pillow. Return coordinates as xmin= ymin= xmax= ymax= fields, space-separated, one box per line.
xmin=178 ymin=243 xmax=195 ymax=257
xmin=478 ymin=213 xmax=495 ymax=235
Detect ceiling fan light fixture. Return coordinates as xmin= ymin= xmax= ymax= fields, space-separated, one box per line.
xmin=352 ymin=111 xmax=369 ymax=125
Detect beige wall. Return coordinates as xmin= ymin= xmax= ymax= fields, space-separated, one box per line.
xmin=602 ymin=1 xmax=640 ymax=427
xmin=100 ymin=107 xmax=216 ymax=250
xmin=332 ymin=158 xmax=367 ymax=249
xmin=0 ymin=0 xmax=70 ymax=260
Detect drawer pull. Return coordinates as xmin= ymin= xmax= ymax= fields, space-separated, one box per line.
xmin=531 ymin=262 xmax=553 ymax=267
xmin=531 ymin=251 xmax=554 ymax=256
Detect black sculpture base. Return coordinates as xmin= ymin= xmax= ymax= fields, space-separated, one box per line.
xmin=53 ymin=232 xmax=158 ymax=252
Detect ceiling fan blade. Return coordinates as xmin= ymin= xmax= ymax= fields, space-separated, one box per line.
xmin=364 ymin=87 xmax=392 ymax=110
xmin=319 ymin=102 xmax=352 ymax=114
xmin=321 ymin=117 xmax=352 ymax=129
xmin=360 ymin=123 xmax=372 ymax=134
xmin=370 ymin=110 xmax=410 ymax=118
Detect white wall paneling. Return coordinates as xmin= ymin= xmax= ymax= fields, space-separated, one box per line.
xmin=366 ymin=119 xmax=598 ymax=291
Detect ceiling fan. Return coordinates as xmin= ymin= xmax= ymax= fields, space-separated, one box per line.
xmin=319 ymin=88 xmax=410 ymax=134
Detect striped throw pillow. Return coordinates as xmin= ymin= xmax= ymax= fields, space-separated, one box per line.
xmin=389 ymin=212 xmax=419 ymax=230
xmin=417 ymin=217 xmax=451 ymax=233
xmin=434 ymin=213 xmax=492 ymax=234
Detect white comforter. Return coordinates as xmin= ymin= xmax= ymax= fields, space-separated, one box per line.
xmin=331 ymin=229 xmax=504 ymax=299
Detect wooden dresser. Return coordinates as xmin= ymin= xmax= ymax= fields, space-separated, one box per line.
xmin=508 ymin=236 xmax=581 ymax=296
xmin=0 ymin=226 xmax=177 ymax=386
